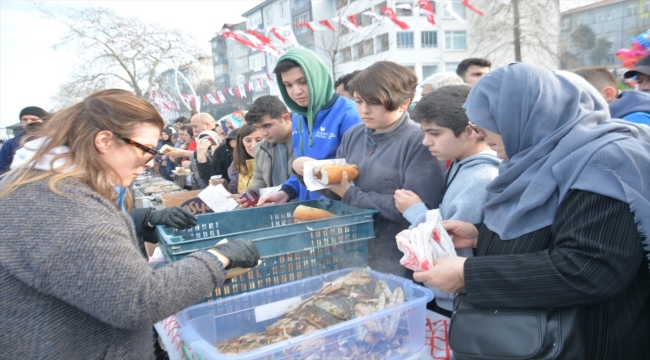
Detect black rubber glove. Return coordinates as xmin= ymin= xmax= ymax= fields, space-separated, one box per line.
xmin=212 ymin=239 xmax=260 ymax=269
xmin=149 ymin=207 xmax=197 ymax=229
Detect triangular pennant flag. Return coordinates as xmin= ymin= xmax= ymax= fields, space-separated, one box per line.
xmin=239 ymin=84 xmax=247 ymax=98
xmin=268 ymin=27 xmax=287 ymax=43
xmin=418 ymin=0 xmax=436 ymax=25
xmin=381 ymin=8 xmax=410 ymax=30
xmin=363 ymin=10 xmax=391 ymax=24
xmin=276 ymin=26 xmax=301 ymax=48
xmin=435 ymin=0 xmax=466 ymax=24
xmin=256 ymin=78 xmax=265 ymax=91
xmin=245 ymin=29 xmax=273 ymax=45
xmin=460 ymin=0 xmax=484 ymax=16
xmin=332 ymin=16 xmax=361 ymax=32
xmin=233 ymin=86 xmax=242 ymax=99
xmin=223 ymin=31 xmax=259 ymax=50
xmin=207 ymin=93 xmax=220 ymax=104
xmin=216 ymin=91 xmax=226 ymax=103
xmin=347 ymin=14 xmax=360 ymax=29
xmin=318 ymin=19 xmax=336 ymax=32
xmin=296 ymin=21 xmax=322 ymax=32
xmin=267 ymin=73 xmax=273 ymax=81
xmin=201 ymin=95 xmax=210 ymax=104
xmin=247 ymin=81 xmax=254 ymax=92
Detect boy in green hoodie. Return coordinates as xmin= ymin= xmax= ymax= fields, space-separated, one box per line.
xmin=258 ymin=48 xmax=361 ymax=204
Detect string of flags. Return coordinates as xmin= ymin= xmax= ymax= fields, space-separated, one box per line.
xmin=221 ymin=1 xmax=486 ymax=54
xmin=148 ymin=73 xmax=275 ymax=113
xmin=149 ymin=0 xmax=494 ymax=113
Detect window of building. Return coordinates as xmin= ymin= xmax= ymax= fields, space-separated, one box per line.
xmin=397 ymin=32 xmax=414 ymax=48
xmin=444 ymin=30 xmax=466 ymax=50
xmin=627 ymin=4 xmax=637 ymax=16
xmin=293 ymin=10 xmax=312 ymax=35
xmin=353 ymin=41 xmax=365 ymax=58
xmin=250 ymin=56 xmax=264 ymax=71
xmin=626 ymin=28 xmax=639 ymax=38
xmin=405 ymin=65 xmax=415 ymax=72
xmin=422 ymin=65 xmax=438 ymax=79
xmin=359 ymin=9 xmax=373 ymax=26
xmin=247 ymin=13 xmax=262 ymax=29
xmin=337 ymin=47 xmax=351 ymax=63
xmin=396 ymin=2 xmax=414 ymax=16
xmin=445 ymin=62 xmax=459 ymax=73
xmin=363 ymin=38 xmax=374 ymax=57
xmin=604 ymin=32 xmax=615 ymax=43
xmin=264 ymin=8 xmax=274 ymax=26
xmin=589 ymin=13 xmax=603 ymax=23
xmin=374 ymin=1 xmax=387 ymax=12
xmin=577 ymin=17 xmax=586 ymax=25
xmin=644 ymin=1 xmax=650 ymax=13
xmin=280 ymin=1 xmax=287 ymax=18
xmin=605 ymin=9 xmax=616 ymax=20
xmin=421 ymin=31 xmax=438 ymax=48
xmin=375 ymin=33 xmax=389 ymax=52
xmin=441 ymin=1 xmax=466 ymax=19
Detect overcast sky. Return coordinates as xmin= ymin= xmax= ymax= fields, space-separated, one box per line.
xmin=0 ymin=0 xmax=263 ymax=133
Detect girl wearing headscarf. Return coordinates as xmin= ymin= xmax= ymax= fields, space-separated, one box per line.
xmin=414 ymin=63 xmax=650 ymax=359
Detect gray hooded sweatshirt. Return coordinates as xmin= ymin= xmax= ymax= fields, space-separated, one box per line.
xmin=403 ymin=150 xmax=501 ymax=310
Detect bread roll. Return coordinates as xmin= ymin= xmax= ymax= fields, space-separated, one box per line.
xmin=293 ymin=205 xmax=336 ymax=222
xmin=313 ymin=164 xmax=359 ymax=185
xmin=159 ymin=144 xmax=175 ymax=155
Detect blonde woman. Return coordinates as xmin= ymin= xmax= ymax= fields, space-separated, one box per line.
xmin=0 ymin=90 xmax=259 ymax=359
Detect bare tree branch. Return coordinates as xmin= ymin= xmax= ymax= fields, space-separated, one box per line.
xmin=35 ymin=2 xmax=204 ymax=100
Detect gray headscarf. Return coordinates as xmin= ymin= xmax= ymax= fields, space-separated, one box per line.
xmin=464 ymin=63 xmax=650 ymax=255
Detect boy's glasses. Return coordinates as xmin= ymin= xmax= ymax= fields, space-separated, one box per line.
xmin=122 ymin=138 xmax=159 ymax=164
xmin=467 ymin=121 xmax=480 ymax=134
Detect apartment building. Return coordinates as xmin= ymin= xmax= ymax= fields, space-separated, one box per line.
xmin=560 ymin=0 xmax=650 ymax=67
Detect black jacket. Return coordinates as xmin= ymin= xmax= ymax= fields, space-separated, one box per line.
xmin=196 ymin=129 xmax=238 ymax=185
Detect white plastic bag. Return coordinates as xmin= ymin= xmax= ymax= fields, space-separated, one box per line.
xmin=396 ymin=209 xmax=456 ymax=271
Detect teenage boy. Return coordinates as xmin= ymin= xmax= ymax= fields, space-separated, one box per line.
xmin=394 ymin=85 xmax=500 ymax=314
xmin=258 ymin=48 xmax=361 ymax=205
xmin=573 ymin=66 xmax=650 ymax=126
xmin=243 ymin=95 xmax=294 ymax=198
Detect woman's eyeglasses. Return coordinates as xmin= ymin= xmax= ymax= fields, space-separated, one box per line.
xmin=122 ymin=138 xmax=159 ymax=164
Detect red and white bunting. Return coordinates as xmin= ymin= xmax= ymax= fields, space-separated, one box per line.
xmin=417 ymin=0 xmax=437 ymax=25
xmin=434 ymin=0 xmax=466 ymax=24
xmin=461 ymin=0 xmax=485 ymax=16
xmin=201 ymin=95 xmax=210 ymax=105
xmin=296 ymin=21 xmax=323 ymax=32
xmin=223 ymin=31 xmax=259 ymax=50
xmin=257 ymin=78 xmax=266 ymax=91
xmin=381 ymin=8 xmax=410 ymax=30
xmin=267 ymin=73 xmax=273 ymax=81
xmin=332 ymin=16 xmax=361 ymax=32
xmin=216 ymin=91 xmax=226 ymax=103
xmin=245 ymin=29 xmax=273 ymax=45
xmin=247 ymin=81 xmax=254 ymax=92
xmin=268 ymin=27 xmax=288 ymax=44
xmin=238 ymin=84 xmax=247 ymax=98
xmin=318 ymin=19 xmax=336 ymax=32
xmin=207 ymin=93 xmax=220 ymax=104
xmin=275 ymin=26 xmax=301 ymax=48
xmin=362 ymin=10 xmax=391 ymax=25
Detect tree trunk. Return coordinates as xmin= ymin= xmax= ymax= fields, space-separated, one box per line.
xmin=512 ymin=0 xmax=522 ymax=62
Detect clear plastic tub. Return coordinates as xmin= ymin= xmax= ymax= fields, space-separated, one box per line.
xmin=176 ymin=268 xmax=434 ymax=360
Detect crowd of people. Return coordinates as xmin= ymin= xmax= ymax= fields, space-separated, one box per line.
xmin=1 ymin=49 xmax=649 ymax=359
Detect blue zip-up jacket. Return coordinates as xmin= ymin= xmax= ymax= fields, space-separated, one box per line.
xmin=609 ymin=90 xmax=650 ymax=126
xmin=0 ymin=132 xmax=25 ymax=174
xmin=280 ymin=94 xmax=361 ymax=201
